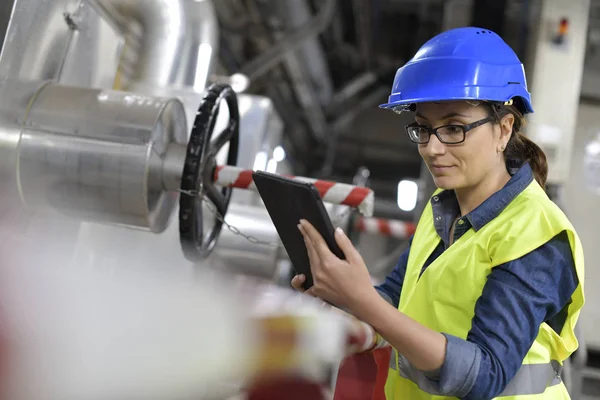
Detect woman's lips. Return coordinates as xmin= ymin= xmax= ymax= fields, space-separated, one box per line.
xmin=430 ymin=164 xmax=454 ymax=173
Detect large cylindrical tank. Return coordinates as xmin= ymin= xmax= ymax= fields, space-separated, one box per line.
xmin=17 ymin=83 xmax=188 ymax=233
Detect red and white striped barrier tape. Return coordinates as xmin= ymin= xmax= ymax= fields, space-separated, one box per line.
xmin=356 ymin=217 xmax=416 ymax=240
xmin=214 ymin=165 xmax=375 ymax=217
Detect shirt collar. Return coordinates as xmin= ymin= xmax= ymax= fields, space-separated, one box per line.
xmin=466 ymin=162 xmax=534 ymax=231
xmin=432 ymin=162 xmax=534 ymax=232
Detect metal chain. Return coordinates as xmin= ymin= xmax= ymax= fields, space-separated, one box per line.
xmin=178 ymin=189 xmax=356 ymax=248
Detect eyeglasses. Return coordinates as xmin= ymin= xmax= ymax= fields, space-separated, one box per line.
xmin=406 ymin=116 xmax=494 ymax=144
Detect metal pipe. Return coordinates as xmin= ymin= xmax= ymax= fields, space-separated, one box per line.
xmin=280 ymin=0 xmax=334 ymax=105
xmin=240 ymin=0 xmax=337 ymax=80
xmin=320 ymin=86 xmax=388 ymax=175
xmin=208 ymin=202 xmax=281 ymax=280
xmin=281 ymin=49 xmax=329 ymax=141
xmin=95 ymin=0 xmax=218 ymax=94
xmin=352 ymin=0 xmax=372 ymax=70
xmin=161 ymin=143 xmax=187 ymax=192
xmin=329 ymin=72 xmax=378 ymax=110
xmin=330 ymin=86 xmax=389 ymax=133
xmin=17 ymin=83 xmax=188 ymax=233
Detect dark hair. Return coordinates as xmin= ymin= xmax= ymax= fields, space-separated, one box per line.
xmin=486 ymin=103 xmax=548 ymax=188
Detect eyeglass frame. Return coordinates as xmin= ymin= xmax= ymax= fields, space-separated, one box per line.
xmin=405 ymin=116 xmax=495 ymax=145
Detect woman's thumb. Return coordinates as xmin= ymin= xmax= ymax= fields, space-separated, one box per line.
xmin=291 ymin=274 xmax=306 ymax=292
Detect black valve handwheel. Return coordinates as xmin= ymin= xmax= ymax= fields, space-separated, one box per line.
xmin=179 ymin=83 xmax=240 ymax=261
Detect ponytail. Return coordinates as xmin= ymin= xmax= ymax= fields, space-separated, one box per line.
xmin=488 ymin=103 xmax=549 ymax=188
xmin=505 ymin=132 xmax=548 ymax=188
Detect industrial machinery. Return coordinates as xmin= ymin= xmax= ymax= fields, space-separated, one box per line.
xmin=0 ymin=1 xmax=385 ymax=399
xmin=0 ymin=0 xmax=378 ymax=279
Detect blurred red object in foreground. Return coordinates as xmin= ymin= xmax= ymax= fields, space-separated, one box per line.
xmin=247 ymin=376 xmax=326 ymax=400
xmin=245 ymin=347 xmax=392 ymax=400
xmin=334 ymin=348 xmax=391 ymax=400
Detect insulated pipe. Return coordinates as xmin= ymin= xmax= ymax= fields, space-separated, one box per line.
xmin=17 ymin=83 xmax=188 ymax=234
xmin=95 ymin=0 xmax=219 ymax=94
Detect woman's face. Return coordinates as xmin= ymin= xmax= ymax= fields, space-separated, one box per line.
xmin=414 ymin=101 xmax=513 ymax=190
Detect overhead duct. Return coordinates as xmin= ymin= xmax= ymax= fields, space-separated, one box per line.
xmin=95 ymin=0 xmax=219 ymax=129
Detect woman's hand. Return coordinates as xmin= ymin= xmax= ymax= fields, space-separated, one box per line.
xmin=296 ymin=219 xmax=379 ymax=313
xmin=290 ymin=273 xmax=307 ymax=292
xmin=290 ymin=274 xmax=319 ymax=297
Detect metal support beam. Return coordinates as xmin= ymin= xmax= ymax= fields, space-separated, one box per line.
xmin=239 ymin=0 xmax=337 ymax=80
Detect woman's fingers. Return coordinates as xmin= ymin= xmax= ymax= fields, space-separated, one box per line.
xmin=304 ymin=234 xmax=321 ymax=268
xmin=291 ymin=274 xmax=319 ymax=299
xmin=291 ymin=274 xmax=306 ymax=292
xmin=299 ymin=220 xmax=333 ymax=258
xmin=334 ymin=227 xmax=362 ymax=265
xmin=298 ymin=223 xmax=324 ymax=270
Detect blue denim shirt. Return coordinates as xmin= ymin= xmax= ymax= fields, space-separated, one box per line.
xmin=375 ymin=163 xmax=579 ymax=399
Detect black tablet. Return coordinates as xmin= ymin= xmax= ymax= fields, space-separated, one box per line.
xmin=252 ymin=170 xmax=345 ymax=290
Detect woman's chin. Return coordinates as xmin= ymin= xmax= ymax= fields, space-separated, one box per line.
xmin=432 ymin=176 xmax=459 ymax=190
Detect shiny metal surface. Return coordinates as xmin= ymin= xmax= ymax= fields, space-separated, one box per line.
xmin=96 ymin=0 xmax=218 ymax=91
xmin=161 ymin=143 xmax=188 ymax=192
xmin=0 ymin=0 xmax=287 ymax=279
xmin=17 ymin=83 xmax=188 ymax=232
xmin=71 ymin=93 xmax=286 ymax=278
xmin=208 ymin=203 xmax=281 ymax=279
xmin=226 ymin=94 xmax=284 ymax=206
xmin=0 ymin=0 xmax=123 ymax=89
xmin=0 ymin=0 xmax=128 ymax=276
xmin=0 ymin=0 xmax=76 ymax=83
xmin=96 ymin=0 xmax=219 ymax=130
xmin=0 ymin=81 xmax=50 ymax=232
xmin=59 ymin=1 xmax=124 ymax=88
xmin=0 ymin=81 xmax=45 ymax=182
xmin=236 ymin=94 xmax=284 ymax=169
xmin=0 ymin=0 xmax=126 ymax=208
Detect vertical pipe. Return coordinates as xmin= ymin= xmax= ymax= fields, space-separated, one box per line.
xmin=95 ymin=0 xmax=219 ymax=94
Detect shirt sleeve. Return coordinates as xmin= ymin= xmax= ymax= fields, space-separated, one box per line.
xmin=374 ymin=236 xmax=413 ymax=308
xmin=436 ymin=230 xmax=580 ymax=399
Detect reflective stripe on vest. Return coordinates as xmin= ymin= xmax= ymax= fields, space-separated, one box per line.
xmin=388 ymin=348 xmax=562 ymax=397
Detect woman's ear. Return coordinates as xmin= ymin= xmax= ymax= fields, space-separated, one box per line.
xmin=499 ymin=113 xmax=515 ymax=146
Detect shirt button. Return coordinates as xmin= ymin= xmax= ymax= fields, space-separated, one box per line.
xmin=435 ymin=216 xmax=442 ymax=221
xmin=433 ymin=196 xmax=439 ymax=202
xmin=457 ymin=219 xmax=465 ymax=225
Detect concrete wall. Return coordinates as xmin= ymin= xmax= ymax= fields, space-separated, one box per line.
xmin=565 ymin=101 xmax=600 ymax=350
xmin=525 ymin=0 xmax=590 ymax=185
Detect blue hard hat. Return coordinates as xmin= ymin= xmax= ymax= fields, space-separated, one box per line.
xmin=379 ymin=27 xmax=534 ymax=114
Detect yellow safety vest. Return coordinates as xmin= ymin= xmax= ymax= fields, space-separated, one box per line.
xmin=384 ymin=181 xmax=585 ymax=399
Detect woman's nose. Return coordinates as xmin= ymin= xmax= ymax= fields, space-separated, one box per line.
xmin=421 ymin=134 xmax=446 ymax=156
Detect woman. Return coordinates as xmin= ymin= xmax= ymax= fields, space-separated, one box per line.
xmin=291 ymin=27 xmax=585 ymax=399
